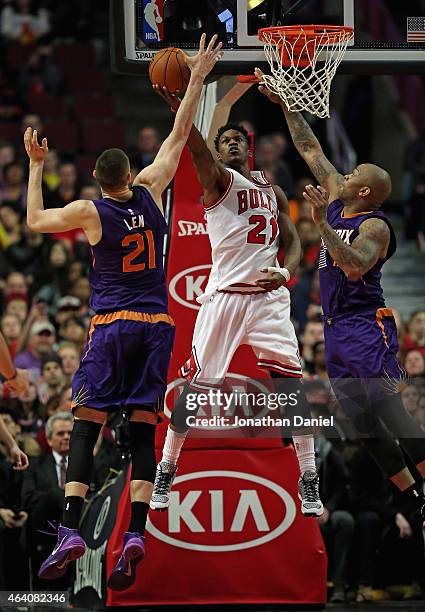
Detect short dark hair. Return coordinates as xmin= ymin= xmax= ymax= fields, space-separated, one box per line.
xmin=214 ymin=123 xmax=251 ymax=152
xmin=94 ymin=148 xmax=130 ymax=189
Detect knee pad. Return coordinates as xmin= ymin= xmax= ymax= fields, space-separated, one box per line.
xmin=67 ymin=419 xmax=103 ymax=485
xmin=129 ymin=421 xmax=156 ymax=483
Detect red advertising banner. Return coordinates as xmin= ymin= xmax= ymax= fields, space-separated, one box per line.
xmin=107 ymin=447 xmax=327 ymax=607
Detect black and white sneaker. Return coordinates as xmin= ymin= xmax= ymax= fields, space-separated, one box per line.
xmin=298 ymin=470 xmax=324 ymax=517
xmin=150 ymin=462 xmax=177 ymax=511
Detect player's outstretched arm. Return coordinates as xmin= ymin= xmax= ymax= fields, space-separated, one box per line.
xmin=133 ymin=34 xmax=224 ymax=204
xmin=152 ymin=86 xmax=230 ymax=204
xmin=24 ymin=128 xmax=98 ymax=234
xmin=255 ymin=68 xmax=344 ymax=202
xmin=304 ymin=184 xmax=390 ymax=279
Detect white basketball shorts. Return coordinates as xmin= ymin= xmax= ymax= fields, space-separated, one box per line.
xmin=180 ymin=287 xmax=302 ymax=389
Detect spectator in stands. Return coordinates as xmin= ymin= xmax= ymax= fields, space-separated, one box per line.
xmin=4 ymin=294 xmax=28 ymax=323
xmin=0 ymin=407 xmax=39 ymax=459
xmin=0 ymin=0 xmax=50 ymax=44
xmin=0 ymin=161 xmax=27 ymax=212
xmin=4 ymin=270 xmax=28 ymax=299
xmin=42 ymin=149 xmax=60 ymax=192
xmin=45 ymin=161 xmax=79 ymax=209
xmin=35 ymin=241 xmax=71 ymax=306
xmin=0 ymin=411 xmax=29 ymax=590
xmin=404 ymin=349 xmax=425 ymax=378
xmin=315 ymin=431 xmax=354 ymax=603
xmin=0 ymin=205 xmax=22 ymax=249
xmin=14 ymin=320 xmax=56 ymax=378
xmin=346 ymin=443 xmax=413 ymax=603
xmin=57 ymin=341 xmax=80 ymax=381
xmin=55 ymin=296 xmax=81 ymax=327
xmin=79 ymin=183 xmax=101 ymax=201
xmin=401 ymin=384 xmax=420 ymax=418
xmin=0 ymin=313 xmax=21 ymax=359
xmin=21 ymin=113 xmax=43 ymax=137
xmin=67 ymin=260 xmax=84 ymax=287
xmin=14 ymin=378 xmax=44 ymax=439
xmin=131 ymin=126 xmax=162 ymax=171
xmin=0 ymin=142 xmax=15 ymax=182
xmin=18 ymin=45 xmax=62 ymax=97
xmin=402 ymin=310 xmax=425 ymax=357
xmin=300 ymin=316 xmax=324 ymax=374
xmin=0 ymin=68 xmax=23 ymax=121
xmin=287 ymin=176 xmax=312 ymax=223
xmin=256 ymin=134 xmax=293 ymax=194
xmin=57 ymin=385 xmax=72 ymax=412
xmin=59 ymin=316 xmax=86 ymax=353
xmin=37 ymin=353 xmax=65 ymax=406
xmin=18 ymin=223 xmax=51 ymax=281
xmin=311 ymin=340 xmax=329 ymax=383
xmin=22 ymin=411 xmax=72 ymax=590
xmin=70 ymin=276 xmax=90 ymax=307
xmin=296 ymin=218 xmax=321 ymax=272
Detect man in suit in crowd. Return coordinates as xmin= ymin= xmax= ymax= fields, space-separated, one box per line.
xmin=22 ymin=411 xmax=72 ymax=589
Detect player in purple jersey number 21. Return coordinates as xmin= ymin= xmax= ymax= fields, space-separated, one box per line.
xmin=24 ymin=34 xmax=224 ymax=591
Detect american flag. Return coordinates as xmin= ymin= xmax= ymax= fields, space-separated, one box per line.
xmin=407 ymin=17 xmax=425 ymax=42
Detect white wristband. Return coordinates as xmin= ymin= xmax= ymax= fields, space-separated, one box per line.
xmin=264 ymin=266 xmax=291 ymax=282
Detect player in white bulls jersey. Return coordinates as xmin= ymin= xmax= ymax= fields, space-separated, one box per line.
xmin=151 ymin=88 xmax=323 ymax=517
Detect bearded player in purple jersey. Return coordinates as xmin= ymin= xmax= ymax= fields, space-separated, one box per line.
xmin=257 ymin=68 xmax=425 ymax=516
xmin=23 ymin=34 xmax=223 ymax=591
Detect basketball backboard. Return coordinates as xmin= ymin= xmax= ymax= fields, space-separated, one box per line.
xmin=111 ymin=0 xmax=425 ymax=74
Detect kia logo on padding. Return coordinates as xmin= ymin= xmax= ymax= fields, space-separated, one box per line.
xmin=146 ymin=471 xmax=296 ymax=551
xmin=169 ymin=264 xmax=212 ymax=311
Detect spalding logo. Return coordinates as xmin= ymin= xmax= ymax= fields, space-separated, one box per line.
xmin=146 ymin=470 xmax=296 ymax=551
xmin=169 ymin=264 xmax=212 ymax=311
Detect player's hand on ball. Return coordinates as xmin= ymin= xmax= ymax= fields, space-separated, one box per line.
xmin=255 ymin=67 xmax=283 ymax=105
xmin=153 ymin=84 xmax=181 ymax=112
xmin=186 ymin=33 xmax=224 ymax=79
xmin=255 ymin=269 xmax=287 ymax=290
xmin=303 ymin=184 xmax=329 ymax=226
xmin=24 ymin=127 xmax=48 ymax=163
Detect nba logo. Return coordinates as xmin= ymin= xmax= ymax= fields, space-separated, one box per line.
xmin=143 ymin=0 xmax=164 ymax=43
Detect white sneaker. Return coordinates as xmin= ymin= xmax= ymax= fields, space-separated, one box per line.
xmin=150 ymin=462 xmax=177 ymax=510
xmin=298 ymin=470 xmax=324 ymax=517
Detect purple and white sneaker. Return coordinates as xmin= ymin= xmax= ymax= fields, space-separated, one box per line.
xmin=38 ymin=525 xmax=86 ymax=580
xmin=107 ymin=531 xmax=145 ymax=591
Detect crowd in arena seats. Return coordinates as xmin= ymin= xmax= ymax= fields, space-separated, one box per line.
xmin=0 ymin=4 xmax=425 ymax=603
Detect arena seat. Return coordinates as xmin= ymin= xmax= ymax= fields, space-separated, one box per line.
xmin=82 ymin=121 xmax=127 ymax=154
xmin=44 ymin=121 xmax=78 ymax=153
xmin=26 ymin=95 xmax=67 ymax=119
xmin=0 ymin=122 xmax=21 ymax=142
xmin=76 ymin=154 xmax=97 ymax=179
xmin=6 ymin=43 xmax=36 ymax=71
xmin=66 ymin=70 xmax=105 ymax=94
xmin=53 ymin=43 xmax=96 ymax=69
xmin=74 ymin=94 xmax=115 ymax=120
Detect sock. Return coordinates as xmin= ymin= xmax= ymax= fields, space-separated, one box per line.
xmin=292 ymin=434 xmax=316 ymax=475
xmin=129 ymin=501 xmax=149 ymax=535
xmin=62 ymin=495 xmax=85 ymax=529
xmin=161 ymin=426 xmax=187 ymax=467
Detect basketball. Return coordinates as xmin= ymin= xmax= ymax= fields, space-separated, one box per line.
xmin=149 ymin=47 xmax=191 ymax=95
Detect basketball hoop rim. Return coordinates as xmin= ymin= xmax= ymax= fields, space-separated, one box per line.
xmin=258 ymin=24 xmax=354 ymax=44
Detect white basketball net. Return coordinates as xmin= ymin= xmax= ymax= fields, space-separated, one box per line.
xmin=260 ymin=27 xmax=354 ymax=118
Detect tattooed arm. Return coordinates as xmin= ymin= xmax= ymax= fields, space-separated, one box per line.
xmin=303 ymin=185 xmax=390 ymax=279
xmin=282 ymin=110 xmax=345 ymax=202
